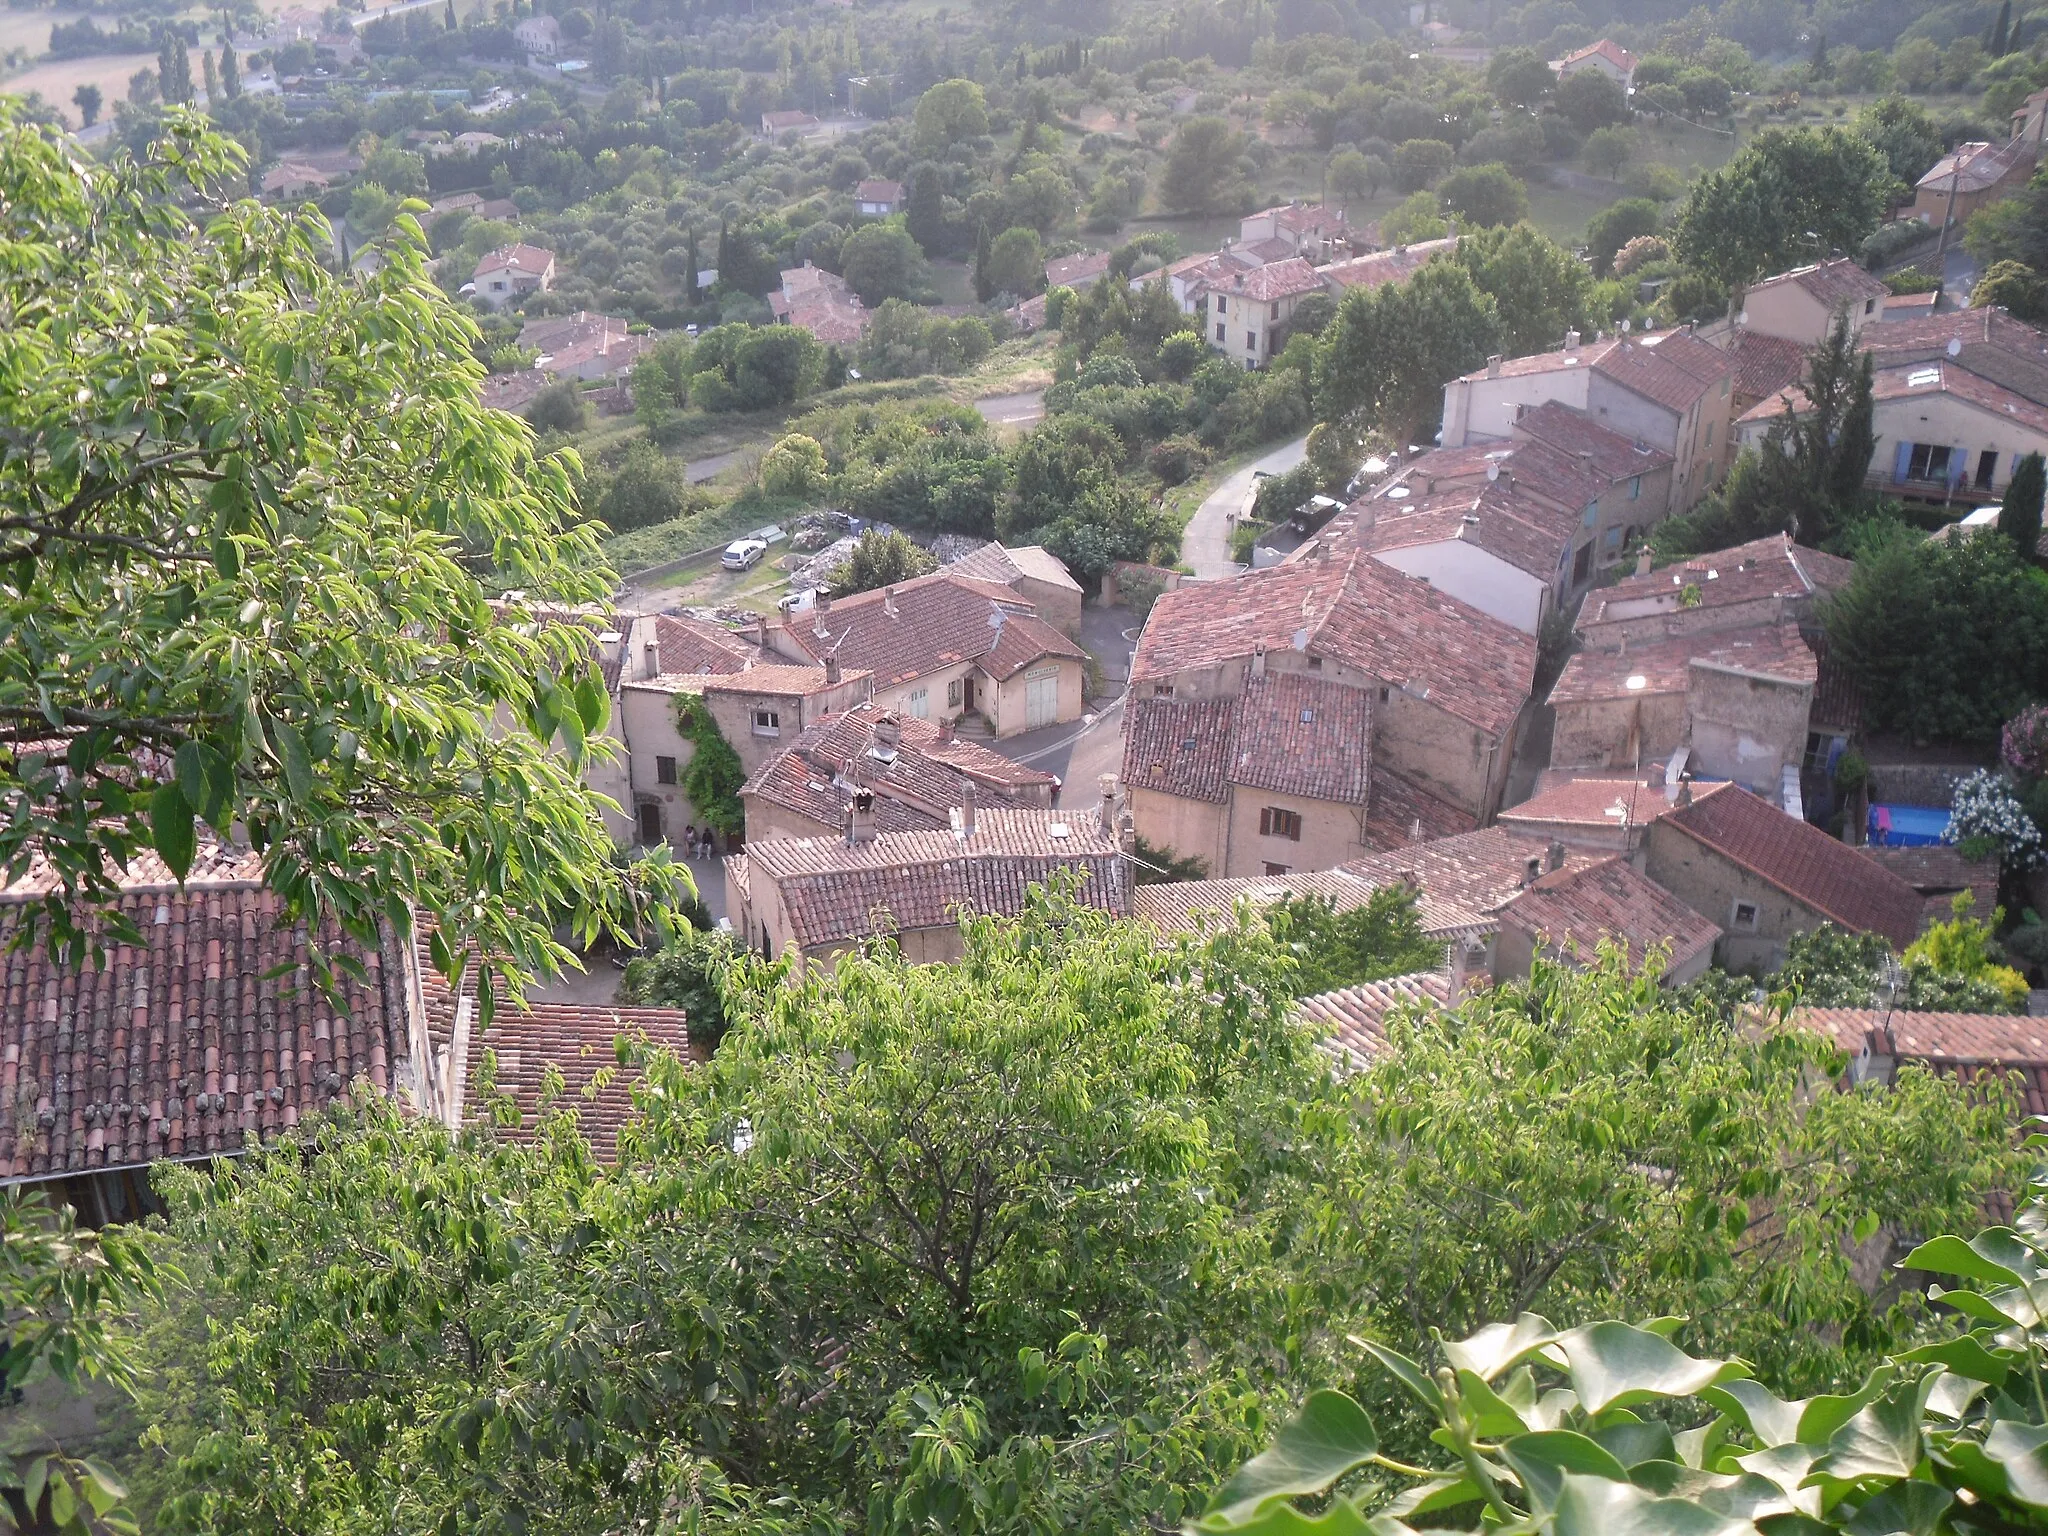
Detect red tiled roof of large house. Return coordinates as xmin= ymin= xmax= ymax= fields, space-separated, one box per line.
xmin=1743 ymin=258 xmax=1888 ymax=313
xmin=1578 ymin=533 xmax=1853 ymax=632
xmin=1743 ymin=360 xmax=2048 ymax=436
xmin=762 ymin=109 xmax=821 ymax=133
xmin=1657 ymin=784 xmax=1927 ymax=948
xmin=1726 ymin=330 xmax=1810 ymax=407
xmin=1551 ymin=38 xmax=1637 ymax=72
xmin=1918 ymin=139 xmax=2031 ymax=195
xmin=1045 ymin=250 xmax=1111 ymax=288
xmin=855 ymin=178 xmax=904 ymax=203
xmin=1131 ymin=552 xmax=1535 ymax=738
xmin=473 ymin=242 xmax=554 ymax=281
xmin=1120 ymin=671 xmax=1373 ymax=809
xmin=1354 ymin=483 xmax=1579 ymax=582
xmin=1499 ymin=856 xmax=1721 ymax=975
xmin=1195 ymin=256 xmax=1328 ymax=303
xmin=1132 ymin=860 xmax=1495 ymax=943
xmin=776 ymin=572 xmax=1083 ymax=688
xmin=467 ymin=1005 xmax=700 ymax=1157
xmin=1499 ymin=775 xmax=1668 ymax=836
xmin=1547 ymin=622 xmax=1817 ymax=706
xmin=1510 ymin=399 xmax=1675 ymax=480
xmin=733 ymin=807 xmax=1130 ymax=951
xmin=649 ymin=612 xmax=763 ymax=676
xmin=1594 ymin=329 xmax=1732 ymax=413
xmin=1298 ymin=971 xmax=1458 ymax=1068
xmin=1795 ymin=1007 xmax=2048 ymax=1120
xmin=0 ymin=868 xmax=411 ymax=1182
xmin=743 ymin=702 xmax=1057 ymax=834
xmin=1319 ymin=236 xmax=1460 ymax=291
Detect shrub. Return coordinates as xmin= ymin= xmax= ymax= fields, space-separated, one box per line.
xmin=1611 ymin=234 xmax=1670 ymax=276
xmin=2004 ymin=702 xmax=2048 ymax=779
xmin=759 ymin=433 xmax=829 ymax=499
xmin=1146 ymin=434 xmax=1209 ymax=485
xmin=1945 ymin=767 xmax=2044 ymax=869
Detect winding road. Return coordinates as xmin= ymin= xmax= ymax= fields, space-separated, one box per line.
xmin=1179 ymin=434 xmax=1310 ymax=580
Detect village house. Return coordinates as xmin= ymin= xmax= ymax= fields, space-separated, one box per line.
xmin=770 ymin=262 xmax=869 ymax=346
xmin=940 ymin=541 xmax=1085 ymax=636
xmin=854 ymin=178 xmax=904 ymax=216
xmin=1549 ymin=37 xmax=1637 ymax=87
xmin=1639 ymin=782 xmax=1927 ymax=970
xmin=1734 ymin=259 xmax=1889 ymax=349
xmin=470 ymin=243 xmax=555 ymax=309
xmin=760 ymin=109 xmax=822 ymax=137
xmin=517 ymin=311 xmax=654 ymax=381
xmin=725 ymin=799 xmax=1131 ymax=967
xmin=1439 ymin=329 xmax=1735 ymax=508
xmin=1497 ymin=773 xmax=1670 ymax=852
xmin=260 ymin=160 xmax=333 ymax=200
xmin=1298 ymin=971 xmax=1466 ymax=1069
xmin=1193 ymin=257 xmax=1330 ymax=369
xmin=1235 ymin=202 xmax=1357 ymax=263
xmin=764 ymin=571 xmax=1087 ymax=738
xmin=1045 ymin=250 xmax=1112 ymax=291
xmin=1797 ymin=1007 xmax=2048 ymax=1118
xmin=513 ymin=13 xmax=559 ymax=56
xmin=1494 ymin=855 xmax=1721 ymax=986
xmin=740 ymin=702 xmax=1058 ymax=843
xmin=1576 ymin=533 xmax=1854 ymax=646
xmin=1912 ymin=139 xmax=2037 ymax=232
xmin=1318 ymin=236 xmax=1460 ymax=296
xmin=1130 ymin=552 xmax=1535 ymax=831
xmin=1307 ymin=403 xmax=1674 ymax=632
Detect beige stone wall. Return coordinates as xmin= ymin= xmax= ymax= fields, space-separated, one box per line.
xmin=1016 ymin=576 xmax=1084 ymax=637
xmin=1687 ymin=667 xmax=1813 ymax=791
xmin=1441 ymin=367 xmax=1594 ymax=447
xmin=1640 ymin=820 xmax=1822 ymax=972
xmin=1221 ymin=789 xmax=1373 ymax=876
xmin=1128 ymin=785 xmax=1230 ymax=876
xmin=1549 ymin=690 xmax=1688 ymax=773
xmin=987 ymin=658 xmax=1085 ymax=737
xmin=617 ymin=686 xmax=702 ymax=849
xmin=1376 ymin=688 xmax=1517 ymax=818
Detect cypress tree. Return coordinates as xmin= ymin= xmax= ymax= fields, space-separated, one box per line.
xmin=2001 ymin=451 xmax=2045 ymax=561
xmin=1993 ymin=0 xmax=2014 ymax=53
xmin=157 ymin=31 xmax=193 ymax=104
xmin=202 ymin=47 xmax=219 ymax=106
xmin=220 ymin=38 xmax=240 ymax=97
xmin=973 ymin=219 xmax=992 ymax=300
xmin=445 ymin=0 xmax=458 ymax=27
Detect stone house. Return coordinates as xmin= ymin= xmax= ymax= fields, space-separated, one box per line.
xmin=1192 ymin=257 xmax=1330 ymax=370
xmin=1734 ymin=260 xmax=1889 ymax=349
xmin=1912 ymin=139 xmax=2036 ymax=232
xmin=1549 ymin=37 xmax=1636 ymax=88
xmin=854 ymin=178 xmax=904 ymax=216
xmin=470 ymin=243 xmax=555 ymax=309
xmin=940 ymin=542 xmax=1085 ymax=637
xmin=1494 ymin=855 xmax=1721 ymax=985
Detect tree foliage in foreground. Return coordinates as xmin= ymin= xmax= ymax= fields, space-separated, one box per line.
xmin=1196 ymin=1145 xmax=2048 ymax=1536
xmin=0 ymin=107 xmax=679 ymax=1001
xmin=111 ymin=923 xmax=2017 ymax=1533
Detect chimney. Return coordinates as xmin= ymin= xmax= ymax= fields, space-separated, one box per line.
xmin=824 ymin=654 xmax=841 ymax=685
xmin=872 ymin=712 xmax=902 ymax=755
xmin=1635 ymin=545 xmax=1653 ymax=577
xmin=1398 ymin=868 xmax=1421 ymax=895
xmin=754 ymin=613 xmax=769 ymax=649
xmin=816 ymin=591 xmax=831 ymax=614
xmin=1486 ymin=353 xmax=1502 ymax=378
xmin=882 ymin=585 xmax=899 ymax=618
xmin=1564 ymin=329 xmax=1581 ymax=350
xmin=1676 ymin=776 xmax=1694 ymax=809
xmin=959 ymin=780 xmax=977 ymax=839
xmin=1409 ymin=817 xmax=1423 ymax=842
xmin=937 ymin=717 xmax=954 ymax=743
xmin=1118 ymin=807 xmax=1136 ymax=858
xmin=1447 ymin=936 xmax=1472 ymax=996
xmin=1547 ymin=838 xmax=1566 ymax=872
xmin=1098 ymin=773 xmax=1119 ymax=832
xmin=847 ymin=788 xmax=877 ymax=845
xmin=1251 ymin=643 xmax=1267 ymax=678
xmin=1522 ymin=854 xmax=1542 ymax=887
xmin=642 ymin=636 xmax=660 ymax=679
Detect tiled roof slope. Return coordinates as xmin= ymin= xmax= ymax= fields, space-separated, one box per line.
xmin=1725 ymin=330 xmax=1809 ymax=405
xmin=1548 ymin=622 xmax=1817 ymax=705
xmin=745 ymin=809 xmax=1129 ymax=949
xmin=1747 ymin=259 xmax=1888 ymax=310
xmin=1798 ymin=1007 xmax=2048 ymax=1065
xmin=777 ymin=572 xmax=1083 ymax=686
xmin=1299 ymin=971 xmax=1456 ymax=1067
xmin=944 ymin=541 xmax=1082 ymax=594
xmin=1592 ymin=330 xmax=1730 ymax=414
xmin=1232 ymin=672 xmax=1372 ymax=803
xmin=1657 ymin=784 xmax=1926 ymax=947
xmin=1133 ymin=865 xmax=1489 ymax=941
xmin=1500 ymin=856 xmax=1721 ymax=974
xmin=1131 ymin=552 xmax=1535 ymax=737
xmin=470 ymin=1005 xmax=700 ymax=1158
xmin=1123 ymin=695 xmax=1235 ymax=803
xmin=1579 ymin=534 xmax=1853 ymax=631
xmin=1500 ymin=775 xmax=1669 ymax=832
xmin=1319 ymin=237 xmax=1459 ymax=292
xmin=1863 ymin=307 xmax=2048 ymax=408
xmin=1340 ymin=826 xmax=1595 ymax=922
xmin=1 ymin=882 xmax=410 ymax=1181
xmin=1196 ymin=256 xmax=1327 ymax=302
xmin=1366 ymin=767 xmax=1480 ymax=849
xmin=1510 ymin=399 xmax=1674 ymax=478
xmin=651 ymin=613 xmax=762 ymax=676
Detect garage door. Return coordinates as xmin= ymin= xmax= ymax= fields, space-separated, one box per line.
xmin=1026 ymin=668 xmax=1059 ymax=730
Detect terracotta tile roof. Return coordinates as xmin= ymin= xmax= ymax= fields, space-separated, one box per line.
xmin=1656 ymin=784 xmax=1926 ymax=947
xmin=1131 ymin=553 xmax=1535 ymax=738
xmin=1857 ymin=844 xmax=2000 ymax=924
xmin=1805 ymin=628 xmax=1863 ymax=735
xmin=743 ymin=702 xmax=1056 ymax=832
xmin=744 ymin=809 xmax=1130 ymax=950
xmin=1552 ymin=37 xmax=1636 ymax=71
xmin=784 ymin=301 xmax=870 ymax=346
xmin=1355 ymin=487 xmax=1576 ymax=582
xmin=1500 ymin=775 xmax=1669 ymax=832
xmin=762 ymin=110 xmax=821 ymax=131
xmin=469 ymin=1004 xmax=700 ymax=1159
xmin=1746 ymin=259 xmax=1888 ymax=311
xmin=1741 ymin=359 xmax=2048 ymax=434
xmin=1864 ymin=307 xmax=2048 ymax=407
xmin=1725 ymin=330 xmax=1809 ymax=406
xmin=517 ymin=309 xmax=631 ymax=354
xmin=1509 ymin=400 xmax=1674 ymax=479
xmin=1231 ymin=672 xmax=1373 ymax=803
xmin=1319 ymin=237 xmax=1459 ymax=291
xmin=650 ymin=613 xmax=761 ymax=676
xmin=1548 ymin=621 xmax=1816 ymax=705
xmin=1236 ymin=236 xmax=1300 ymax=264
xmin=1917 ymin=139 xmax=2030 ymax=194
xmin=1298 ymin=970 xmax=1455 ymax=1066
xmin=944 ymin=541 xmax=1082 ymax=594
xmin=1796 ymin=1007 xmax=2048 ymax=1065
xmin=1456 ymin=338 xmax=1620 ymax=383
xmin=1364 ymin=767 xmax=1481 ymax=850
xmin=854 ymin=178 xmax=904 ymax=202
xmin=1045 ymin=250 xmax=1110 ymax=287
xmin=480 ymin=371 xmax=551 ymax=412
xmin=1 ymin=878 xmax=410 ymax=1181
xmin=1123 ymin=695 xmax=1236 ymax=803
xmin=699 ymin=662 xmax=868 ymax=697
xmin=1500 ymin=856 xmax=1721 ymax=974
xmin=1133 ymin=867 xmax=1490 ymax=942
xmin=1592 ymin=330 xmax=1731 ymax=415
xmin=1579 ymin=534 xmax=1853 ymax=631
xmin=474 ymin=242 xmax=554 ymax=279
xmin=1195 ymin=256 xmax=1328 ymax=302
xmin=1253 ymin=202 xmax=1351 ymax=235
xmin=1341 ymin=826 xmax=1597 ymax=924
xmin=778 ymin=572 xmax=1082 ymax=687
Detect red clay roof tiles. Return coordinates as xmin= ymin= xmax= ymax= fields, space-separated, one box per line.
xmin=1500 ymin=856 xmax=1722 ymax=974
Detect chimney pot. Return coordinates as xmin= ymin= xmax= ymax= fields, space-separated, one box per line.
xmin=824 ymin=655 xmax=841 ymax=684
xmin=1523 ymin=854 xmax=1541 ymax=887
xmin=937 ymin=717 xmax=954 ymax=743
xmin=882 ymin=585 xmax=899 ymax=617
xmin=1098 ymin=773 xmax=1119 ymax=832
xmin=1547 ymin=838 xmax=1566 ymax=872
xmin=1677 ymin=777 xmax=1694 ymax=808
xmin=872 ymin=713 xmax=902 ymax=755
xmin=1564 ymin=329 xmax=1581 ymax=350
xmin=1486 ymin=353 xmax=1503 ymax=378
xmin=960 ymin=780 xmax=977 ymax=839
xmin=1251 ymin=643 xmax=1267 ymax=678
xmin=1635 ymin=545 xmax=1652 ymax=577
xmin=754 ymin=613 xmax=769 ymax=648
xmin=847 ymin=788 xmax=877 ymax=845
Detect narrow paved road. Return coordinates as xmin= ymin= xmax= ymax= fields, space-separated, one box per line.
xmin=1180 ymin=434 xmax=1310 ymax=580
xmin=974 ymin=391 xmax=1046 ymax=428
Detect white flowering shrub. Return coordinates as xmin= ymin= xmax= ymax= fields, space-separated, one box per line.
xmin=1944 ymin=767 xmax=2044 ymax=869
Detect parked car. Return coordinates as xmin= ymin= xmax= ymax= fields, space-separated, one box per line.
xmin=778 ymin=585 xmax=828 ymax=613
xmin=722 ymin=538 xmax=768 ymax=571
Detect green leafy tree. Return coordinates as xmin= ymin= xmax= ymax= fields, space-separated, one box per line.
xmin=1585 ymin=197 xmax=1662 ymax=277
xmin=1315 ymin=259 xmax=1501 ymax=443
xmin=838 ymin=223 xmax=932 ymax=307
xmin=594 ymin=438 xmax=703 ymax=532
xmin=1582 ymin=123 xmax=1635 ymax=178
xmin=1162 ymin=116 xmax=1250 ymax=216
xmin=1553 ymin=68 xmax=1629 ymax=133
xmin=1854 ymin=95 xmax=1943 ymax=188
xmin=1130 ymin=833 xmax=1207 ymax=881
xmin=70 ymin=82 xmax=100 ymax=126
xmin=905 ymin=161 xmax=945 ymax=255
xmin=218 ymin=40 xmax=238 ymax=98
xmin=1392 ymin=137 xmax=1455 ymax=191
xmin=1487 ymin=46 xmax=1553 ymax=108
xmin=156 ymin=29 xmax=192 ymax=105
xmin=760 ymin=432 xmax=830 ymax=499
xmin=1973 ymin=258 xmax=2048 ymax=320
xmin=1826 ymin=527 xmax=2048 ymax=745
xmin=2002 ymin=449 xmax=2045 ymax=560
xmin=729 ymin=325 xmax=826 ymax=410
xmin=714 ymin=220 xmax=780 ymax=296
xmin=1452 ymin=224 xmax=1590 ymax=357
xmin=1674 ymin=127 xmax=1892 ymax=292
xmin=1378 ymin=189 xmax=1449 ymax=245
xmin=619 ymin=923 xmax=741 ymax=1043
xmin=1437 ymin=163 xmax=1528 ymax=227
xmin=524 ymin=377 xmax=588 ymax=434
xmin=0 ymin=108 xmax=672 ymax=997
xmin=1269 ymin=886 xmax=1445 ymax=997
xmin=912 ymin=78 xmax=988 ymax=152
xmin=983 ymin=224 xmax=1044 ymax=297
xmin=201 ymin=48 xmax=219 ymax=107
xmin=826 ymin=527 xmax=939 ymax=595
xmin=1327 ymin=148 xmax=1377 ymax=209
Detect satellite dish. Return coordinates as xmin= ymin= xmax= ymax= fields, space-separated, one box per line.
xmin=1486 ymin=462 xmax=1500 ymax=482
xmin=1948 ymin=337 xmax=1963 ymax=358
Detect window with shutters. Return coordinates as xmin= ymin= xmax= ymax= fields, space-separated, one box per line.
xmin=753 ymin=707 xmax=780 ymax=736
xmin=1260 ymin=807 xmax=1303 ymax=840
xmin=655 ymin=756 xmax=677 ymax=785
